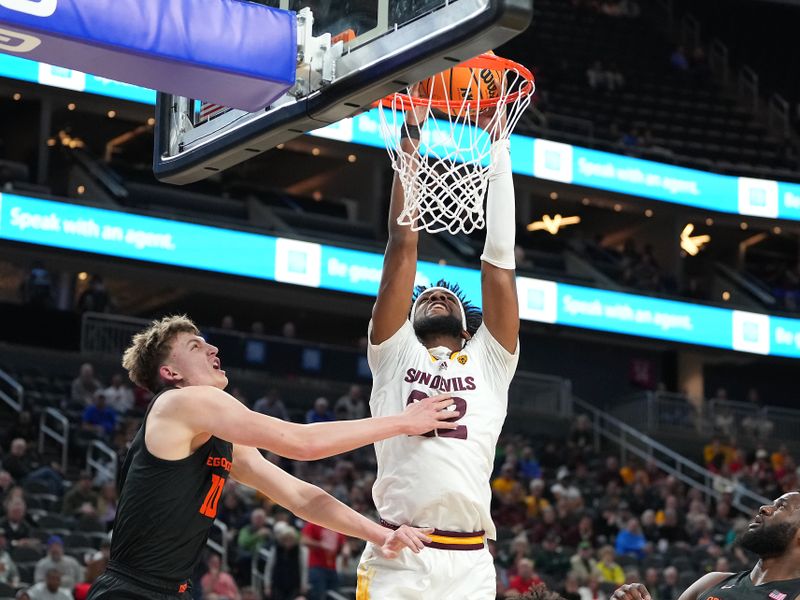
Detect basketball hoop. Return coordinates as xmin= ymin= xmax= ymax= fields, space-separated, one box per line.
xmin=377 ymin=53 xmax=534 ymax=234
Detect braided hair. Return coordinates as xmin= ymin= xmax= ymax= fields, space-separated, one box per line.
xmin=410 ymin=279 xmax=482 ymax=336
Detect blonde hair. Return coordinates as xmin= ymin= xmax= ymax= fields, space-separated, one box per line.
xmin=122 ymin=315 xmax=199 ymax=393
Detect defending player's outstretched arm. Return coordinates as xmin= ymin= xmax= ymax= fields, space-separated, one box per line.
xmin=230 ymin=445 xmax=432 ymax=558
xmin=371 ymin=104 xmax=427 ymax=345
xmin=150 ymin=385 xmax=457 ymax=461
xmin=479 ymin=108 xmax=519 ymax=353
xmin=613 ymin=572 xmax=734 ymax=600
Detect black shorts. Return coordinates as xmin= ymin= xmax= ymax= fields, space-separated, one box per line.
xmin=87 ymin=567 xmax=192 ymax=600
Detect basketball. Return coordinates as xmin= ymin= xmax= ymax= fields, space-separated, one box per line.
xmin=419 ymin=53 xmax=504 ymax=116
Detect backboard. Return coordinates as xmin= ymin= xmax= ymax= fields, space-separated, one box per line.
xmin=154 ymin=0 xmax=533 ymax=184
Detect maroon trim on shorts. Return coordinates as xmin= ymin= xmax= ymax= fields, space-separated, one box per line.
xmin=379 ymin=519 xmax=486 ymax=551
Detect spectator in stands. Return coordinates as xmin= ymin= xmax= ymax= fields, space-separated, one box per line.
xmin=305 ymin=397 xmax=334 ymax=424
xmin=62 ymin=471 xmax=97 ymax=517
xmin=0 ymin=469 xmax=14 ymax=505
xmin=713 ymin=404 xmax=735 ymax=438
xmin=507 ymin=558 xmax=543 ymax=596
xmin=670 ymin=47 xmax=689 ymax=71
xmin=27 ymin=568 xmax=71 ymax=600
xmin=252 ymin=388 xmax=290 ymax=421
xmin=586 ymin=62 xmax=614 ymax=91
xmin=102 ymin=373 xmax=133 ymax=414
xmin=83 ymin=539 xmax=110 ymax=585
xmin=0 ymin=531 xmax=19 ymax=586
xmin=95 ymin=483 xmax=117 ymax=528
xmin=493 ymin=462 xmax=521 ymax=501
xmin=0 ymin=497 xmax=36 ymax=548
xmin=556 ymin=575 xmax=580 ymax=600
xmin=517 ymin=447 xmax=542 ymax=481
xmin=644 ymin=567 xmax=661 ymax=600
xmin=593 ymin=546 xmax=624 ymax=585
xmin=34 ymin=536 xmax=83 ymax=590
xmin=741 ymin=388 xmax=774 ymax=440
xmin=236 ymin=508 xmax=271 ymax=574
xmin=703 ymin=438 xmax=730 ymax=473
xmin=70 ymin=363 xmax=102 ymax=406
xmin=263 ymin=522 xmax=308 ymax=600
xmin=81 ymin=391 xmax=117 ymax=439
xmin=569 ymin=541 xmax=597 ymax=584
xmin=658 ymin=508 xmax=689 ymax=546
xmin=525 ymin=479 xmax=551 ymax=519
xmin=77 ymin=275 xmax=112 ymax=313
xmin=20 ymin=261 xmax=53 ymax=308
xmin=579 ymin=575 xmax=607 ymax=600
xmin=200 ymin=552 xmax=240 ymax=600
xmin=301 ymin=522 xmax=345 ymax=600
xmin=15 ymin=590 xmax=31 ymax=600
xmin=2 ymin=440 xmax=62 ymax=497
xmin=658 ymin=566 xmax=680 ymax=600
xmin=220 ymin=315 xmax=236 ymax=330
xmin=570 ymin=415 xmax=593 ymax=453
xmin=335 ymin=385 xmax=367 ymax=420
xmin=281 ymin=321 xmax=296 ymax=339
xmin=615 ymin=517 xmax=648 ymax=559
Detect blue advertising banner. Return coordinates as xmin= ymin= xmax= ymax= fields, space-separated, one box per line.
xmin=3 ymin=55 xmax=800 ymax=222
xmin=1 ymin=192 xmax=796 ymax=358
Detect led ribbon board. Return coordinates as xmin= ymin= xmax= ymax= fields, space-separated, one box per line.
xmin=2 ymin=192 xmax=800 ymax=359
xmin=0 ymin=0 xmax=296 ymax=110
xmin=2 ymin=54 xmax=799 ymax=220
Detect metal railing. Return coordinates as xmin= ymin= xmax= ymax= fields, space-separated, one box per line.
xmin=738 ymin=66 xmax=760 ymax=113
xmin=38 ymin=408 xmax=69 ymax=472
xmin=679 ymin=13 xmax=700 ymax=48
xmin=574 ymin=396 xmax=768 ymax=513
xmin=508 ymin=372 xmax=573 ymax=420
xmin=81 ymin=312 xmax=146 ymax=357
xmin=708 ymin=39 xmax=730 ymax=84
xmin=768 ymin=93 xmax=790 ymax=136
xmin=207 ymin=519 xmax=229 ymax=568
xmin=0 ymin=368 xmax=24 ymax=413
xmin=87 ymin=440 xmax=118 ymax=485
xmin=612 ymin=391 xmax=800 ymax=447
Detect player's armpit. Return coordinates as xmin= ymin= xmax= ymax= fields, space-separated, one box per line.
xmin=677 ymin=572 xmax=734 ymax=600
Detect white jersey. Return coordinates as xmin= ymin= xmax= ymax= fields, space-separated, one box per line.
xmin=367 ymin=320 xmax=519 ymax=539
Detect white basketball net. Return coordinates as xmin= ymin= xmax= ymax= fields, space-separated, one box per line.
xmin=377 ymin=58 xmax=533 ymax=234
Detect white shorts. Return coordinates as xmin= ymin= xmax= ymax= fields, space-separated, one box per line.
xmin=356 ymin=543 xmax=496 ymax=600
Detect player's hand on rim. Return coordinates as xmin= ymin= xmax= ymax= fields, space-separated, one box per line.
xmin=401 ymin=393 xmax=458 ymax=435
xmin=613 ymin=583 xmax=652 ymax=600
xmin=377 ymin=524 xmax=433 ymax=559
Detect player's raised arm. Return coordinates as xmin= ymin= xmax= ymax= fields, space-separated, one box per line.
xmin=149 ymin=385 xmax=457 ymax=461
xmin=371 ymin=104 xmax=427 ymax=344
xmin=479 ymin=109 xmax=519 ymax=353
xmin=230 ymin=445 xmax=432 ymax=558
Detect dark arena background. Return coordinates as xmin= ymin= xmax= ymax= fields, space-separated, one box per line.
xmin=0 ymin=0 xmax=799 ymax=599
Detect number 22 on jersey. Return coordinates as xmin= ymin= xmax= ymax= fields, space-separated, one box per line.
xmin=406 ymin=390 xmax=468 ymax=439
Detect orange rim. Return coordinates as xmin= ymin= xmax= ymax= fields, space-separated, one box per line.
xmin=376 ymin=53 xmax=534 ymax=111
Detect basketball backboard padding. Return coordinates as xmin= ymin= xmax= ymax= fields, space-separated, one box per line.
xmin=154 ymin=0 xmax=533 ymax=185
xmin=0 ymin=0 xmax=296 ymax=111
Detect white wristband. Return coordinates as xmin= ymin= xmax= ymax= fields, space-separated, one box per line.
xmin=480 ymin=140 xmax=516 ymax=270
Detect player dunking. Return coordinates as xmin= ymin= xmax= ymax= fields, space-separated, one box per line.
xmin=614 ymin=493 xmax=800 ymax=600
xmin=87 ymin=315 xmax=458 ymax=600
xmin=356 ymin=106 xmax=520 ymax=599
